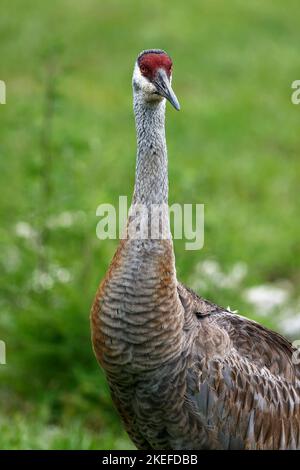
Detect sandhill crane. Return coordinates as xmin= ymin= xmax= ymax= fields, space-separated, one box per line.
xmin=91 ymin=49 xmax=300 ymax=450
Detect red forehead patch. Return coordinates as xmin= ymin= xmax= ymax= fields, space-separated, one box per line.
xmin=138 ymin=53 xmax=173 ymax=80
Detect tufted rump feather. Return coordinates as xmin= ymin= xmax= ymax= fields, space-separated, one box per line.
xmin=178 ymin=282 xmax=299 ymax=381
xmin=177 ymin=282 xmax=300 ymax=449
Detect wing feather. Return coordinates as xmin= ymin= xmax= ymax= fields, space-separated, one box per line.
xmin=178 ymin=282 xmax=300 ymax=449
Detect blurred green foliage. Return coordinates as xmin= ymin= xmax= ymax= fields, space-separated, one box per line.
xmin=0 ymin=0 xmax=299 ymax=449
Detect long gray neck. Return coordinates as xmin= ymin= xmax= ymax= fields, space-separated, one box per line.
xmin=133 ymin=95 xmax=168 ymax=206
xmin=95 ymin=93 xmax=184 ymax=372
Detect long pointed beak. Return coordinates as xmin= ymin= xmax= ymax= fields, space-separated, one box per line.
xmin=154 ymin=69 xmax=180 ymax=111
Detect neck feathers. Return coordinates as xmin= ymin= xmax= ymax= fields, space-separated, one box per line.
xmin=133 ymin=95 xmax=168 ymax=206
xmin=91 ymin=94 xmax=184 ymax=372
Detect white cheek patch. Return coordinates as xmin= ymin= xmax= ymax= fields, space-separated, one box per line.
xmin=133 ymin=63 xmax=157 ymax=97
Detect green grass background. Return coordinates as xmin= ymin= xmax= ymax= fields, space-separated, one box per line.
xmin=0 ymin=0 xmax=299 ymax=449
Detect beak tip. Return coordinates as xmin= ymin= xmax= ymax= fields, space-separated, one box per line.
xmin=168 ymin=94 xmax=180 ymax=111
xmin=172 ymin=100 xmax=180 ymax=111
xmin=170 ymin=95 xmax=180 ymax=111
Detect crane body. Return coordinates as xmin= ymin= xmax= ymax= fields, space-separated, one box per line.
xmin=91 ymin=50 xmax=300 ymax=450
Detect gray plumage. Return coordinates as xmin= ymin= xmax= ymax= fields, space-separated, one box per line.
xmin=91 ymin=50 xmax=300 ymax=450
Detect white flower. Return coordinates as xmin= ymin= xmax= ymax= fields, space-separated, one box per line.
xmin=194 ymin=260 xmax=247 ymax=289
xmin=32 ymin=270 xmax=54 ymax=291
xmin=46 ymin=211 xmax=86 ymax=229
xmin=279 ymin=312 xmax=300 ymax=336
xmin=243 ymin=284 xmax=290 ymax=316
xmin=15 ymin=221 xmax=37 ymax=239
xmin=53 ymin=266 xmax=71 ymax=284
xmin=31 ymin=264 xmax=72 ymax=291
xmin=46 ymin=211 xmax=74 ymax=228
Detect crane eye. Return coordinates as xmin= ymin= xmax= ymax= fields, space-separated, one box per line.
xmin=140 ymin=65 xmax=148 ymax=75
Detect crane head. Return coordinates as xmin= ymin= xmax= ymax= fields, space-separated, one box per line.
xmin=133 ymin=49 xmax=180 ymax=111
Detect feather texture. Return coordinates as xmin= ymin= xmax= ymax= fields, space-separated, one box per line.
xmin=91 ymin=51 xmax=300 ymax=450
